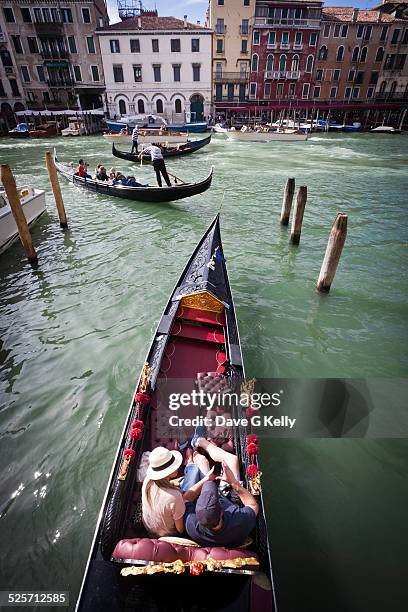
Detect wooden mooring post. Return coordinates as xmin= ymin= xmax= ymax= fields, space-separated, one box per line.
xmin=45 ymin=150 xmax=68 ymax=228
xmin=316 ymin=213 xmax=348 ymax=293
xmin=280 ymin=177 xmax=295 ymax=225
xmin=290 ymin=186 xmax=307 ymax=245
xmin=1 ymin=164 xmax=38 ymax=263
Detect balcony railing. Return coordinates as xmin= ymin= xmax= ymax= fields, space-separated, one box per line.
xmin=254 ymin=17 xmax=321 ymax=29
xmin=214 ymin=72 xmax=248 ymax=82
xmin=215 ymin=25 xmax=227 ymax=35
xmin=280 ymin=43 xmax=290 ymax=50
xmin=0 ymin=31 xmax=7 ymax=43
xmin=34 ymin=21 xmax=64 ymax=34
xmin=215 ymin=95 xmax=247 ymax=102
xmin=293 ymin=43 xmax=303 ymax=50
xmin=47 ymin=78 xmax=74 ymax=87
xmin=264 ymin=70 xmax=300 ymax=80
xmin=267 ymin=42 xmax=277 ymax=49
xmin=239 ymin=26 xmax=249 ymax=35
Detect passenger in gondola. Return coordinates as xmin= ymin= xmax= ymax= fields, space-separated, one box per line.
xmin=139 ymin=143 xmax=171 ymax=187
xmin=108 ymin=167 xmax=117 ymax=181
xmin=141 ymin=447 xmax=214 ymax=537
xmin=96 ymin=166 xmax=109 ymax=182
xmin=76 ymin=159 xmax=91 ymax=179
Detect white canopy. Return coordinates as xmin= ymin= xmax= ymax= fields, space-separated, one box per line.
xmin=15 ymin=108 xmax=105 ymax=117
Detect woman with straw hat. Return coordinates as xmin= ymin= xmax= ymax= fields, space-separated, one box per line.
xmin=142 ymin=446 xmax=213 ymax=537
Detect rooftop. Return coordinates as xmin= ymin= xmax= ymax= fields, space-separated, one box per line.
xmin=322 ymin=7 xmax=396 ymax=22
xmin=97 ymin=14 xmax=210 ymax=32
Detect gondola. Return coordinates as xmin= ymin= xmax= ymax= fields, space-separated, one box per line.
xmin=53 ymin=150 xmax=213 ymax=204
xmin=75 ymin=215 xmax=278 ymax=612
xmin=112 ymin=134 xmax=211 ymax=163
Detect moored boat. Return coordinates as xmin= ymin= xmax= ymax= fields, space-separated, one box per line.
xmin=0 ymin=186 xmax=46 ymax=255
xmin=53 ymin=150 xmax=213 ymax=204
xmin=61 ymin=118 xmax=86 ymax=137
xmin=112 ymin=135 xmax=211 ymax=163
xmin=8 ymin=122 xmax=34 ymax=138
xmin=225 ymin=128 xmax=307 ymax=142
xmin=370 ymin=125 xmax=401 ymax=134
xmin=75 ymin=215 xmax=277 ymax=612
xmin=168 ymin=121 xmax=208 ymax=133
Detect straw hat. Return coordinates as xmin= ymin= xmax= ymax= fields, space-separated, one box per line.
xmin=146 ymin=447 xmax=183 ymax=481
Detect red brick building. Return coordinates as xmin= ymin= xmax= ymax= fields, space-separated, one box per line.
xmin=249 ymin=0 xmax=323 ymax=103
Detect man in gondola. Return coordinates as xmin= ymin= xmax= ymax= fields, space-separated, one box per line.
xmin=130 ymin=125 xmax=139 ymax=154
xmin=139 ymin=143 xmax=171 ymax=187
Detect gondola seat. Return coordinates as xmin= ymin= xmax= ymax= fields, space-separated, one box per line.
xmin=111 ymin=538 xmax=258 ymax=565
xmin=196 ymin=371 xmax=230 ymax=393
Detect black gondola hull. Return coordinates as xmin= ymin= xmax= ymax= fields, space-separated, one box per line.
xmin=112 ymin=135 xmax=211 ymax=163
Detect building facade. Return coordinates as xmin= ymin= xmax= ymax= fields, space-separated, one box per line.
xmin=314 ymin=8 xmax=406 ymax=105
xmin=97 ymin=12 xmax=212 ymax=122
xmin=0 ymin=0 xmax=108 ymax=121
xmin=376 ymin=5 xmax=408 ymax=101
xmin=249 ymin=0 xmax=323 ymax=103
xmin=206 ymin=0 xmax=254 ymax=113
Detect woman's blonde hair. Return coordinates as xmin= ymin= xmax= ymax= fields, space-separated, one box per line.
xmin=143 ymin=477 xmax=177 ymax=515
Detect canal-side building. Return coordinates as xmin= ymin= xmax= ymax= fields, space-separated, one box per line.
xmin=206 ymin=0 xmax=254 ymax=115
xmin=0 ymin=0 xmax=108 ymax=121
xmin=249 ymin=0 xmax=323 ymax=104
xmin=97 ymin=11 xmax=212 ymax=122
xmin=375 ymin=7 xmax=408 ymax=101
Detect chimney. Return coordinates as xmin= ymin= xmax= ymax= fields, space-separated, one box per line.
xmin=197 ymin=20 xmax=200 ymax=25
xmin=352 ymin=9 xmax=359 ymax=22
xmin=184 ymin=14 xmax=188 ymax=28
xmin=137 ymin=16 xmax=141 ymax=28
xmin=377 ymin=12 xmax=382 ymax=23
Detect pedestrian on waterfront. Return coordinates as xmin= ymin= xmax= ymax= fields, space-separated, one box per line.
xmin=140 ymin=143 xmax=171 ymax=187
xmin=130 ymin=125 xmax=139 ymax=154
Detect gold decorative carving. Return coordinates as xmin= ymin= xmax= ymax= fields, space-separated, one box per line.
xmin=139 ymin=362 xmax=151 ymax=393
xmin=120 ymin=556 xmax=259 ymax=577
xmin=118 ymin=456 xmax=131 ymax=481
xmin=180 ymin=291 xmax=224 ymax=314
xmin=249 ymin=471 xmax=262 ymax=496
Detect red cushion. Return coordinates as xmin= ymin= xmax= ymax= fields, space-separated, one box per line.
xmin=177 ymin=306 xmax=226 ymax=327
xmin=112 ymin=538 xmax=257 ymax=564
xmin=171 ymin=321 xmax=225 ymax=344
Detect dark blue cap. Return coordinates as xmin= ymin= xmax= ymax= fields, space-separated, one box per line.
xmin=195 ymin=481 xmax=221 ymax=528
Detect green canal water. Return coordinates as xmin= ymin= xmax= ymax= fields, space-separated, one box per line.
xmin=0 ymin=133 xmax=407 ymax=611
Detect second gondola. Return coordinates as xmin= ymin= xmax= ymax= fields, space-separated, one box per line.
xmin=112 ymin=134 xmax=211 ymax=163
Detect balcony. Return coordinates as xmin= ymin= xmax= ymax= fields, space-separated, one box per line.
xmin=215 ymin=95 xmax=247 ymax=103
xmin=215 ymin=25 xmax=227 ymax=35
xmin=267 ymin=43 xmax=277 ymax=49
xmin=280 ymin=43 xmax=290 ymax=50
xmin=264 ymin=70 xmax=300 ymax=80
xmin=34 ymin=21 xmax=64 ymax=35
xmin=4 ymin=66 xmax=14 ymax=76
xmin=293 ymin=43 xmax=303 ymax=50
xmin=47 ymin=78 xmax=74 ymax=88
xmin=239 ymin=26 xmax=249 ymax=35
xmin=41 ymin=50 xmax=69 ymax=60
xmin=254 ymin=17 xmax=321 ymax=29
xmin=0 ymin=31 xmax=7 ymax=43
xmin=214 ymin=72 xmax=248 ymax=83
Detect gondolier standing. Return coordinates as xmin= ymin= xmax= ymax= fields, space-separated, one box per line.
xmin=140 ymin=143 xmax=172 ymax=187
xmin=130 ymin=125 xmax=138 ymax=154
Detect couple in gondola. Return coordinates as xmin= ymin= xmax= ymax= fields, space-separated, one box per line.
xmin=142 ymin=428 xmax=258 ymax=548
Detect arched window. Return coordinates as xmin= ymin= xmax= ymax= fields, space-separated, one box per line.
xmin=156 ymin=99 xmax=163 ymax=113
xmin=118 ymin=99 xmax=126 ymax=115
xmin=375 ymin=47 xmax=384 ymax=62
xmin=291 ymin=54 xmax=299 ymax=71
xmin=137 ymin=99 xmax=145 ymax=113
xmin=352 ymin=46 xmax=359 ymax=62
xmin=379 ymin=81 xmax=387 ymax=93
xmin=360 ymin=46 xmax=367 ymax=62
xmin=306 ymin=55 xmax=313 ymax=73
xmin=336 ymin=46 xmax=344 ymax=62
xmin=318 ymin=45 xmax=327 ymax=60
xmin=251 ymin=53 xmax=258 ymax=71
xmin=175 ymin=98 xmax=182 ymax=113
xmin=266 ymin=54 xmax=274 ymax=72
xmin=390 ymin=81 xmax=397 ymax=95
xmin=279 ymin=54 xmax=286 ymax=71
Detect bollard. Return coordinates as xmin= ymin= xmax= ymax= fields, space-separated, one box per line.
xmin=1 ymin=164 xmax=38 ymax=263
xmin=316 ymin=213 xmax=348 ymax=293
xmin=45 ymin=150 xmax=68 ymax=228
xmin=280 ymin=177 xmax=295 ymax=225
xmin=290 ymin=186 xmax=307 ymax=245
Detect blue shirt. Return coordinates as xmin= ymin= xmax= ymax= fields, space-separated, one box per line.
xmin=185 ymin=496 xmax=256 ymax=548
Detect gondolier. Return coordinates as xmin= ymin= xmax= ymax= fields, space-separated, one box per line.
xmin=130 ymin=125 xmax=139 ymax=154
xmin=139 ymin=143 xmax=172 ymax=187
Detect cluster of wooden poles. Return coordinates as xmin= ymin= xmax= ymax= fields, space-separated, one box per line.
xmin=0 ymin=151 xmax=67 ymax=264
xmin=280 ymin=177 xmax=347 ymax=293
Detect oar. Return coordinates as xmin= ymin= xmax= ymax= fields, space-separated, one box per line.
xmin=140 ymin=144 xmax=144 ymax=167
xmin=167 ymin=171 xmax=187 ymax=185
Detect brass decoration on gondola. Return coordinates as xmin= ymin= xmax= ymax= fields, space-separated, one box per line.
xmin=118 ymin=455 xmax=131 ymax=481
xmin=249 ymin=471 xmax=262 ymax=496
xmin=241 ymin=378 xmax=256 ymax=399
xmin=180 ymin=291 xmax=224 ymax=314
xmin=139 ymin=362 xmax=151 ymax=393
xmin=120 ymin=556 xmax=259 ymax=577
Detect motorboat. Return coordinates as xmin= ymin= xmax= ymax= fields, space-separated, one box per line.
xmin=62 ymin=118 xmax=86 ymax=137
xmin=0 ymin=186 xmax=46 ymax=255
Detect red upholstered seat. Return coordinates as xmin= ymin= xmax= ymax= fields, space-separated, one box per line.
xmin=177 ymin=306 xmax=226 ymax=327
xmin=171 ymin=321 xmax=225 ymax=344
xmin=112 ymin=538 xmax=258 ymax=564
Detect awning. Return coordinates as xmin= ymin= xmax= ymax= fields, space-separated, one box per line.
xmin=15 ymin=107 xmax=105 ymax=117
